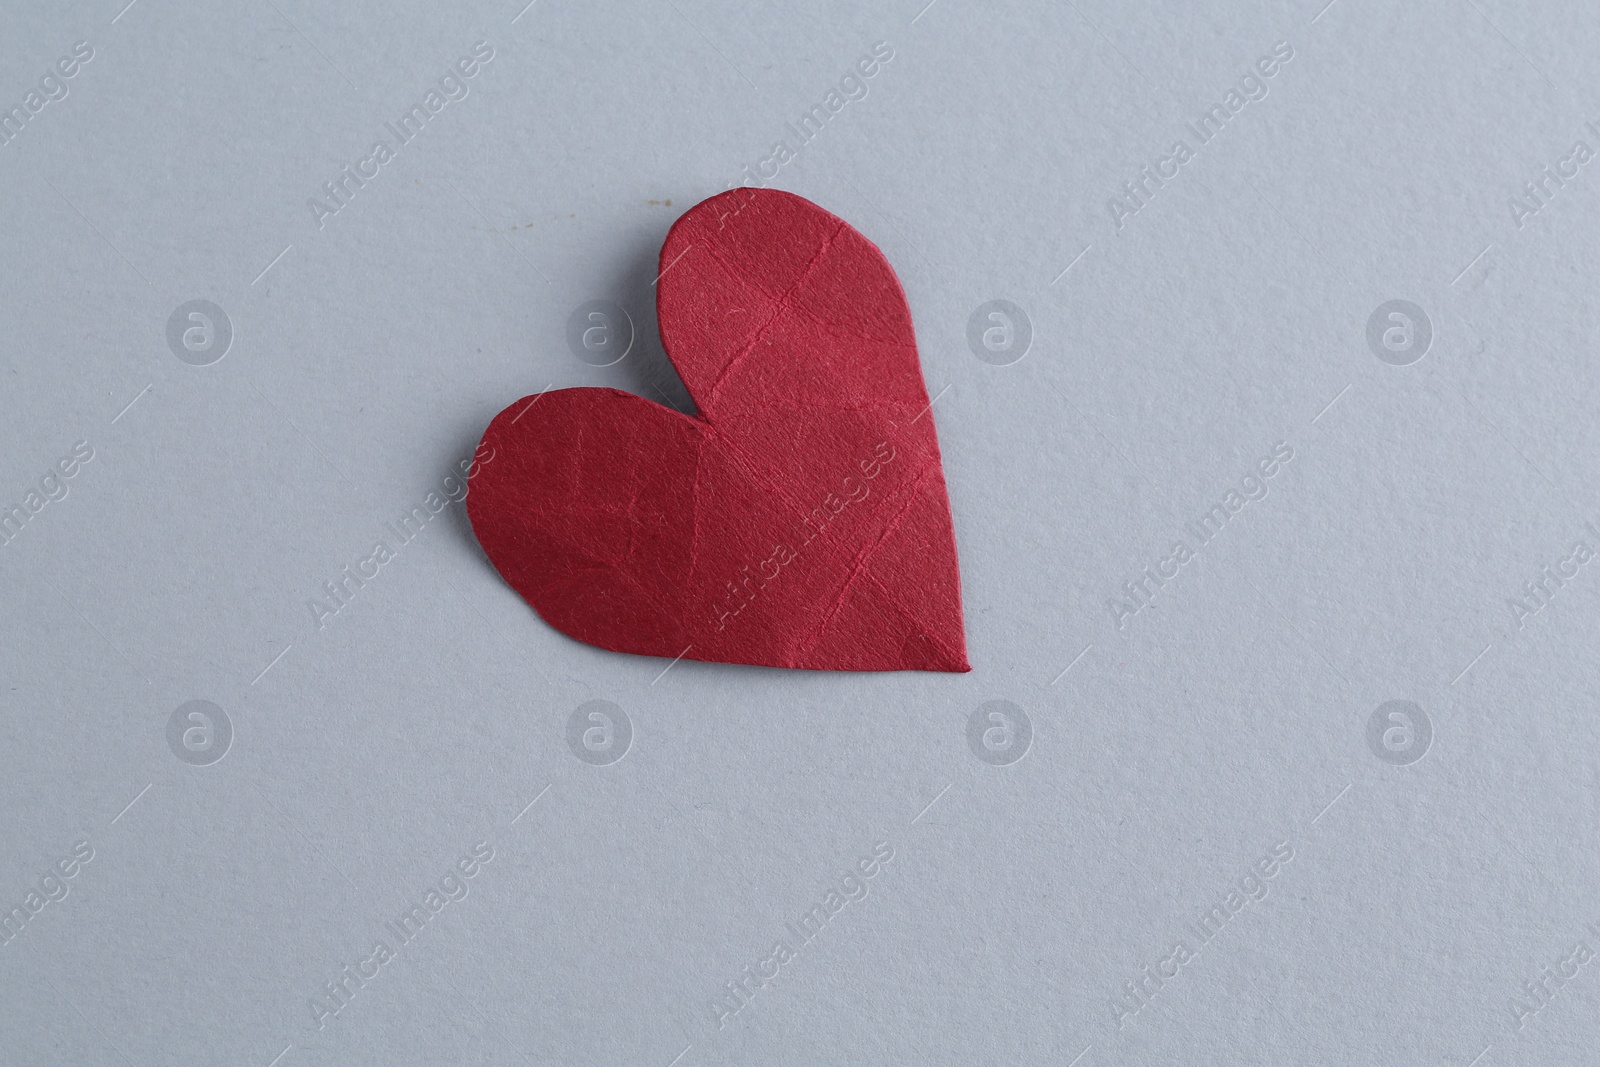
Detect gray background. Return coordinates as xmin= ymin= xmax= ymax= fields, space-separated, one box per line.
xmin=2 ymin=0 xmax=1598 ymax=1064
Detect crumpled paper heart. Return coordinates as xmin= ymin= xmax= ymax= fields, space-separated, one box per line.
xmin=468 ymin=187 xmax=967 ymax=672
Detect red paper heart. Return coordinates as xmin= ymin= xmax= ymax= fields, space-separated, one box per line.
xmin=467 ymin=188 xmax=967 ymax=672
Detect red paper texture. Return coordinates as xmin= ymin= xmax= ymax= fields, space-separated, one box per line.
xmin=467 ymin=188 xmax=968 ymax=672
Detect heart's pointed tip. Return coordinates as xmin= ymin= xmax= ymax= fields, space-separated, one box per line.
xmin=913 ymin=638 xmax=970 ymax=673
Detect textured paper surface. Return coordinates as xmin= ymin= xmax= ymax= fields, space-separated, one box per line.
xmin=468 ymin=189 xmax=967 ymax=672
xmin=2 ymin=1 xmax=1600 ymax=1065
